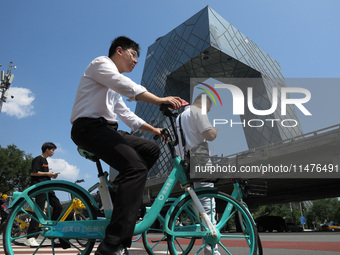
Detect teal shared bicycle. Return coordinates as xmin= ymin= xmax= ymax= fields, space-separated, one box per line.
xmin=3 ymin=104 xmax=260 ymax=255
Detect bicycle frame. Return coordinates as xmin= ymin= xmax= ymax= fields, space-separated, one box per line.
xmin=59 ymin=198 xmax=86 ymax=221
xmin=9 ymin=182 xmax=101 ymax=238
xmin=13 ymin=208 xmax=33 ymax=232
xmin=134 ymin=156 xmax=189 ymax=234
xmin=8 ymin=195 xmax=86 ymax=236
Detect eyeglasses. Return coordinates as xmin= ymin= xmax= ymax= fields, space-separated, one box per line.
xmin=126 ymin=49 xmax=138 ymax=60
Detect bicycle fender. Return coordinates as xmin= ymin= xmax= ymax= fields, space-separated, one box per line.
xmin=9 ymin=180 xmax=99 ymax=210
xmin=164 ymin=187 xmax=217 ymax=226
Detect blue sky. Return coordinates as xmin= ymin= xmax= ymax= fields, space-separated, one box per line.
xmin=1 ymin=0 xmax=339 ymax=190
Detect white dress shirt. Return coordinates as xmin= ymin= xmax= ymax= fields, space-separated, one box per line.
xmin=70 ymin=56 xmax=147 ymax=131
xmin=175 ymin=105 xmax=213 ymax=159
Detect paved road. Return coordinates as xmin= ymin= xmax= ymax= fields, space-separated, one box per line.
xmin=1 ymin=231 xmax=339 ymax=254
xmin=257 ymin=231 xmax=340 ymax=255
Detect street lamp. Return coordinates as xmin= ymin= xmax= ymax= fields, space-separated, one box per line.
xmin=0 ymin=62 xmax=16 ymax=113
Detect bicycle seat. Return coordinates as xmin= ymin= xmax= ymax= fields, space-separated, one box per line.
xmin=77 ymin=147 xmax=98 ymax=162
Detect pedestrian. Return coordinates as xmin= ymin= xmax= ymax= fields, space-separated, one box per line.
xmin=25 ymin=142 xmax=70 ymax=249
xmin=70 ymin=36 xmax=182 ymax=255
xmin=175 ymin=94 xmax=220 ymax=255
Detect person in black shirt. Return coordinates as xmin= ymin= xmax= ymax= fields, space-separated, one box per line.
xmin=24 ymin=142 xmax=70 ymax=249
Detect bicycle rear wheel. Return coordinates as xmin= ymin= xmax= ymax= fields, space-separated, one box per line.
xmin=167 ymin=190 xmax=258 ymax=255
xmin=142 ymin=203 xmax=195 ymax=255
xmin=3 ymin=182 xmax=97 ymax=255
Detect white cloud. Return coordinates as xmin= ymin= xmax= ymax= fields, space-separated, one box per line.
xmin=54 ymin=143 xmax=67 ymax=154
xmin=48 ymin=158 xmax=80 ymax=182
xmin=2 ymin=87 xmax=35 ymax=118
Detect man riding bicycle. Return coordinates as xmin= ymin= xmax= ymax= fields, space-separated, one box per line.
xmin=70 ymin=36 xmax=182 ymax=255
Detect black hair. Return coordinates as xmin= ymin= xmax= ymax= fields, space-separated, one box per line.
xmin=41 ymin=142 xmax=57 ymax=153
xmin=108 ymin=36 xmax=140 ymax=58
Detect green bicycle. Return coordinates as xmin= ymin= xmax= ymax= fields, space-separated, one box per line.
xmin=3 ymin=104 xmax=259 ymax=255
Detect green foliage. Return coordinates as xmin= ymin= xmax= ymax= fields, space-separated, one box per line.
xmin=334 ymin=205 xmax=340 ymax=223
xmin=253 ymin=203 xmax=301 ymax=224
xmin=253 ymin=199 xmax=340 ymax=228
xmin=0 ymin=144 xmax=33 ymax=193
xmin=305 ymin=198 xmax=340 ymax=224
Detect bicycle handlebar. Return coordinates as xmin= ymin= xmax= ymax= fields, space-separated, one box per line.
xmin=153 ymin=104 xmax=186 ymax=158
xmin=159 ymin=104 xmax=179 ymax=117
xmin=153 ymin=128 xmax=171 ymax=141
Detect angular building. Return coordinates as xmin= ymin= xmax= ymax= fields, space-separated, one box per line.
xmin=135 ymin=6 xmax=302 ymax=178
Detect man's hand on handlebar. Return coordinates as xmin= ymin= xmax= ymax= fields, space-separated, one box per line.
xmin=152 ymin=128 xmax=169 ymax=143
xmin=139 ymin=96 xmax=188 ymax=143
xmin=160 ymin=96 xmax=184 ymax=110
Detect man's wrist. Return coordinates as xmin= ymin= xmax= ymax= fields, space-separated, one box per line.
xmin=156 ymin=97 xmax=165 ymax=105
xmin=136 ymin=91 xmax=162 ymax=105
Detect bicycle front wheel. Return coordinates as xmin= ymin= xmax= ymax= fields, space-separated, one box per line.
xmin=3 ymin=182 xmax=98 ymax=255
xmin=167 ymin=190 xmax=258 ymax=255
xmin=142 ymin=203 xmax=195 ymax=255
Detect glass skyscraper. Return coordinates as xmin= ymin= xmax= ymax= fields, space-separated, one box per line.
xmin=135 ymin=6 xmax=302 ymax=178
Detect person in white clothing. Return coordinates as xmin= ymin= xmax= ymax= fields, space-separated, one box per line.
xmin=175 ymin=94 xmax=220 ymax=255
xmin=70 ymin=36 xmax=182 ymax=255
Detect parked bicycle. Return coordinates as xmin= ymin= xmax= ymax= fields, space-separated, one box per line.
xmin=0 ymin=193 xmax=8 ymax=224
xmin=0 ymin=193 xmax=9 ymax=233
xmin=3 ymin=104 xmax=260 ymax=255
xmin=1 ymin=193 xmax=27 ymax=238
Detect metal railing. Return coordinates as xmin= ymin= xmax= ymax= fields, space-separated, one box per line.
xmin=224 ymin=123 xmax=340 ymax=160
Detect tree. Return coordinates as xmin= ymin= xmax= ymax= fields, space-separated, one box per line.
xmin=334 ymin=205 xmax=340 ymax=223
xmin=253 ymin=202 xmax=303 ymax=224
xmin=0 ymin=144 xmax=33 ymax=193
xmin=305 ymin=198 xmax=340 ymax=224
xmin=254 ymin=199 xmax=340 ymax=230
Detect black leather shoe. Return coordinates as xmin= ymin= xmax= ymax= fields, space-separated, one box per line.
xmin=56 ymin=239 xmax=71 ymax=249
xmin=95 ymin=242 xmax=129 ymax=255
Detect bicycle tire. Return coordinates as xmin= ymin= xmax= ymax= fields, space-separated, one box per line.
xmin=142 ymin=219 xmax=168 ymax=255
xmin=167 ymin=190 xmax=258 ymax=255
xmin=3 ymin=182 xmax=97 ymax=255
xmin=240 ymin=202 xmax=263 ymax=255
xmin=256 ymin=232 xmax=263 ymax=255
xmin=142 ymin=203 xmax=195 ymax=255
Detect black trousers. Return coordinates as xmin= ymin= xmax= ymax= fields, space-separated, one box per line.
xmin=28 ymin=191 xmax=63 ymax=237
xmin=71 ymin=117 xmax=159 ymax=247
